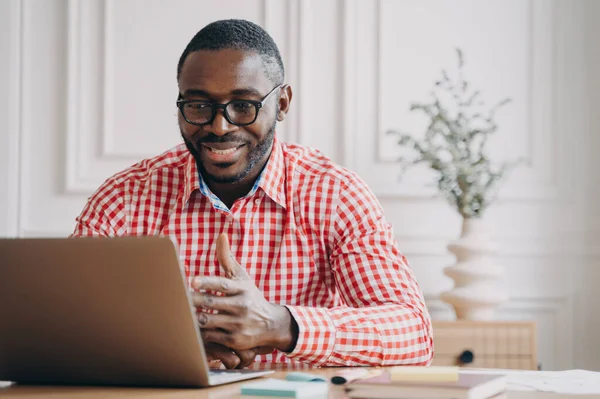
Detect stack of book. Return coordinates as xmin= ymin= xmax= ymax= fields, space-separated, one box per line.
xmin=344 ymin=366 xmax=506 ymax=399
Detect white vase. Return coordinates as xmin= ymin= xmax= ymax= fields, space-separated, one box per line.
xmin=440 ymin=217 xmax=508 ymax=320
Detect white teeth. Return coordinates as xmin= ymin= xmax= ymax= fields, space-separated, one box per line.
xmin=208 ymin=147 xmax=238 ymax=155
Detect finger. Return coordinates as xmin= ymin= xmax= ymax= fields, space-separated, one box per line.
xmin=204 ymin=343 xmax=240 ymax=370
xmin=193 ymin=276 xmax=243 ymax=295
xmin=234 ymin=348 xmax=258 ymax=369
xmin=201 ymin=328 xmax=231 ymax=346
xmin=208 ymin=359 xmax=223 ymax=369
xmin=196 ymin=313 xmax=238 ymax=331
xmin=217 ymin=233 xmax=250 ymax=280
xmin=193 ymin=292 xmax=249 ymax=315
xmin=201 ymin=328 xmax=252 ymax=350
xmin=255 ymin=346 xmax=276 ymax=355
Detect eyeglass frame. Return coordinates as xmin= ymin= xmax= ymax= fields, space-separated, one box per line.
xmin=176 ymin=84 xmax=282 ymax=127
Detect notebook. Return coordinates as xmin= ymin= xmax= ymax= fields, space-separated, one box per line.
xmin=345 ymin=371 xmax=506 ymax=399
xmin=389 ymin=366 xmax=460 ymax=382
xmin=241 ymin=378 xmax=329 ymax=398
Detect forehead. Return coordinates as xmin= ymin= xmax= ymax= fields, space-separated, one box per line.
xmin=178 ymin=49 xmax=271 ymax=95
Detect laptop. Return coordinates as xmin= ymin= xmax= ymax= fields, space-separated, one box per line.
xmin=0 ymin=236 xmax=274 ymax=387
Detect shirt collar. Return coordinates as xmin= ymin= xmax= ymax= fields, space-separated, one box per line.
xmin=183 ymin=153 xmax=200 ymax=205
xmin=257 ymin=136 xmax=287 ymax=209
xmin=182 ymin=136 xmax=287 ymax=209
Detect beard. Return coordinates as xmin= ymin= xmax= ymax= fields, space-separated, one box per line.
xmin=182 ymin=118 xmax=276 ymax=184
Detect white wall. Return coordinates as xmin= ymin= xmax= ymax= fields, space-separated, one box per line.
xmin=0 ymin=0 xmax=598 ymax=370
xmin=0 ymin=0 xmax=21 ymax=237
xmin=581 ymin=0 xmax=600 ymax=373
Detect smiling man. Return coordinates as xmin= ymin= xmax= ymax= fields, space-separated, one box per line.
xmin=72 ymin=19 xmax=433 ymax=369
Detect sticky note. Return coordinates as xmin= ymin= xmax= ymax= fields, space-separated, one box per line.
xmin=389 ymin=366 xmax=460 ymax=382
xmin=241 ymin=378 xmax=329 ymax=398
xmin=285 ymin=372 xmax=327 ymax=382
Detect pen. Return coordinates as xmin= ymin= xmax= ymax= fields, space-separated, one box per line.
xmin=331 ymin=369 xmax=383 ymax=385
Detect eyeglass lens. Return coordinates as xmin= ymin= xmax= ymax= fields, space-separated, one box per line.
xmin=182 ymin=100 xmax=256 ymax=125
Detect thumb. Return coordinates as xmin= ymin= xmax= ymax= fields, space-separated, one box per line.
xmin=216 ymin=233 xmax=250 ymax=280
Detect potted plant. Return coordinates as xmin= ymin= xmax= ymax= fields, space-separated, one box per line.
xmin=387 ymin=49 xmax=521 ymax=320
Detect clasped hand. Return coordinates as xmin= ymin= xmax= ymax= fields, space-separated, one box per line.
xmin=191 ymin=234 xmax=295 ymax=369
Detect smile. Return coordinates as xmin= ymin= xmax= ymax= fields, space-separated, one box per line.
xmin=207 ymin=147 xmax=240 ymax=155
xmin=201 ymin=144 xmax=246 ymax=163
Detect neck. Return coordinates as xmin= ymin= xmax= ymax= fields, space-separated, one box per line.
xmin=207 ymin=178 xmax=255 ymax=209
xmin=195 ymin=137 xmax=276 ymax=209
xmin=202 ymin=155 xmax=270 ymax=209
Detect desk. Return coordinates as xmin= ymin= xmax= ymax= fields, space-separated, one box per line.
xmin=0 ymin=366 xmax=587 ymax=399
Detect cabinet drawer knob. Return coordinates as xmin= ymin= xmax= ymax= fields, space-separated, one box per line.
xmin=458 ymin=350 xmax=474 ymax=364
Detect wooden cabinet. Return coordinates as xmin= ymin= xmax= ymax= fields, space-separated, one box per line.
xmin=431 ymin=320 xmax=538 ymax=370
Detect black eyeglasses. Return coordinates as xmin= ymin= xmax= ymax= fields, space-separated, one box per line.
xmin=176 ymin=85 xmax=282 ymax=127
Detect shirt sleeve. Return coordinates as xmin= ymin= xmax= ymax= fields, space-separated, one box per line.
xmin=284 ymin=175 xmax=434 ymax=366
xmin=70 ymin=177 xmax=128 ymax=237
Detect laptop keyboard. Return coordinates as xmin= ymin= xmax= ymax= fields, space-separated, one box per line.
xmin=209 ymin=369 xmax=272 ymax=384
xmin=209 ymin=369 xmax=246 ymax=376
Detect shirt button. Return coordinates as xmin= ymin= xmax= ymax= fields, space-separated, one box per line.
xmin=254 ymin=198 xmax=261 ymax=205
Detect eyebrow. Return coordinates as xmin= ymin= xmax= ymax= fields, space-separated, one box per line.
xmin=230 ymin=88 xmax=262 ymax=97
xmin=182 ymin=87 xmax=262 ymax=98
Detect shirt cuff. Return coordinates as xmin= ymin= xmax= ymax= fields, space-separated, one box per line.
xmin=283 ymin=306 xmax=337 ymax=366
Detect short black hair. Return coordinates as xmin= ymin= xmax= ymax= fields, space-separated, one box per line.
xmin=177 ymin=19 xmax=284 ymax=85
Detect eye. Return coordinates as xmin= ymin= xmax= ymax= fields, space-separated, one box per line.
xmin=186 ymin=102 xmax=211 ymax=110
xmin=231 ymin=101 xmax=252 ymax=113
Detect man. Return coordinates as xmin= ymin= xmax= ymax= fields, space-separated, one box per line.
xmin=72 ymin=19 xmax=433 ymax=369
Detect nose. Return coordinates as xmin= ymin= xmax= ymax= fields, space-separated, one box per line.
xmin=204 ymin=109 xmax=238 ymax=136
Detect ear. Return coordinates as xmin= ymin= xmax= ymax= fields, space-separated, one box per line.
xmin=276 ymin=84 xmax=293 ymax=122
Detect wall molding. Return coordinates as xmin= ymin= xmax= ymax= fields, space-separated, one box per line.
xmin=396 ymin=235 xmax=600 ymax=258
xmin=341 ymin=0 xmax=357 ymax=168
xmin=63 ymin=0 xmax=297 ymax=195
xmin=281 ymin=0 xmax=302 ymax=145
xmin=101 ymin=0 xmax=271 ymax=159
xmin=343 ymin=0 xmax=574 ymax=202
xmin=21 ymin=229 xmax=71 ymax=238
xmin=425 ymin=295 xmax=570 ymax=319
xmin=0 ymin=0 xmax=24 ymax=236
xmin=65 ymin=0 xmax=94 ymax=194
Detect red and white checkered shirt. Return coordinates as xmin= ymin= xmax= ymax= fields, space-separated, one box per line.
xmin=72 ymin=137 xmax=433 ymax=366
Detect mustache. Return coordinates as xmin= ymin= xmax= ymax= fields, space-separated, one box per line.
xmin=197 ymin=133 xmax=248 ymax=145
